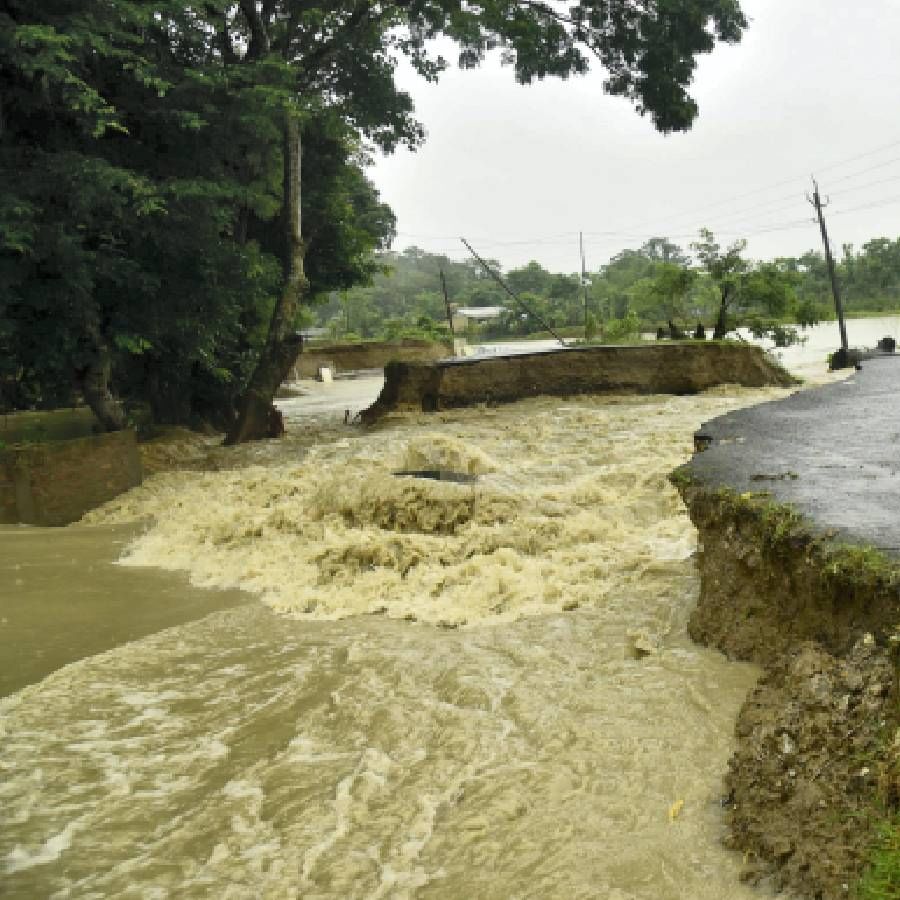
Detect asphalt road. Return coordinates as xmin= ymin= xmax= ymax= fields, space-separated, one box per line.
xmin=685 ymin=355 xmax=900 ymax=555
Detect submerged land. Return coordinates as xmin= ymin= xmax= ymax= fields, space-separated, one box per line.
xmin=3 ymin=373 xmax=793 ymax=899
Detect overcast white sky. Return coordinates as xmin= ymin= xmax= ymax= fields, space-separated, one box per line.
xmin=368 ymin=0 xmax=900 ymax=274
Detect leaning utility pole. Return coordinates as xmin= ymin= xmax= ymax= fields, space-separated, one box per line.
xmin=808 ymin=178 xmax=849 ymax=353
xmin=460 ymin=238 xmax=567 ymax=346
xmin=439 ymin=268 xmax=455 ymax=337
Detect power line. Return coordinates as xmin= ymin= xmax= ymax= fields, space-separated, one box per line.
xmin=391 ymin=136 xmax=900 ymax=256
xmin=829 ymin=172 xmax=900 ymax=199
xmin=823 ymin=153 xmax=900 ymax=185
xmin=620 ymin=167 xmax=900 ymax=240
xmin=394 ymin=214 xmax=816 ymax=257
xmin=388 ymin=170 xmax=900 ymax=263
xmin=830 ymin=192 xmax=900 ymax=217
xmin=617 ymin=136 xmax=900 ymax=234
xmin=392 ymin=164 xmax=900 ymax=251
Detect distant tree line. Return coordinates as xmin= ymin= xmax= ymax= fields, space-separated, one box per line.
xmin=321 ymin=234 xmax=900 ymax=344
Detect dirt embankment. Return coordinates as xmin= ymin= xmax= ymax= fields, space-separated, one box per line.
xmin=292 ymin=339 xmax=451 ymax=379
xmin=362 ymin=342 xmax=796 ymax=422
xmin=0 ymin=430 xmax=143 ymax=525
xmin=673 ymin=482 xmax=900 ymax=898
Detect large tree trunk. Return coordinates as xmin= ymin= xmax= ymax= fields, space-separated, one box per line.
xmin=75 ymin=319 xmax=126 ymax=432
xmin=224 ymin=111 xmax=305 ymax=445
xmin=712 ymin=285 xmax=732 ymax=340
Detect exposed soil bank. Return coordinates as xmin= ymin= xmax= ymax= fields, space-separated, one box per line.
xmin=678 ymin=487 xmax=900 ymax=666
xmin=292 ymin=338 xmax=451 ymax=378
xmin=672 ymin=360 xmax=900 ymax=898
xmin=361 ymin=342 xmax=795 ymax=422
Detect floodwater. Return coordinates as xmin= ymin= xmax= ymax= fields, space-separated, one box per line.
xmin=0 ymin=379 xmax=804 ymax=899
xmin=0 ymin=524 xmax=247 ymax=698
xmin=740 ymin=313 xmax=900 ymax=378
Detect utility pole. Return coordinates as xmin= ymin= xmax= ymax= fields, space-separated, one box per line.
xmin=807 ymin=178 xmax=849 ymax=354
xmin=439 ymin=268 xmax=455 ymax=337
xmin=580 ymin=231 xmax=590 ymax=340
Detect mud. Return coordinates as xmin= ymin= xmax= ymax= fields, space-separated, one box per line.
xmin=679 ymin=487 xmax=900 ymax=666
xmin=0 ymin=430 xmax=142 ymax=526
xmin=292 ymin=339 xmax=450 ymax=379
xmin=85 ymin=392 xmax=798 ymax=626
xmin=4 ymin=386 xmax=804 ymax=899
xmin=724 ymin=637 xmax=896 ymax=898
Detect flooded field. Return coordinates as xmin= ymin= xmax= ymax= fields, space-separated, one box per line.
xmin=1 ymin=386 xmax=797 ymax=898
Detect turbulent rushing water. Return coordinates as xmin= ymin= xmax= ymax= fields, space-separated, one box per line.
xmin=2 ymin=387 xmax=796 ymax=898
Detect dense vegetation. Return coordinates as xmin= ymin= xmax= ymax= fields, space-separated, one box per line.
xmin=0 ymin=0 xmax=748 ymax=438
xmin=320 ymin=234 xmax=900 ymax=344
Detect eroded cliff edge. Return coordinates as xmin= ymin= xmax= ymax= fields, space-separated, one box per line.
xmin=672 ymin=357 xmax=900 ymax=899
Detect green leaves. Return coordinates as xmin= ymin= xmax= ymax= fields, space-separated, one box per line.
xmin=113 ymin=334 xmax=153 ymax=354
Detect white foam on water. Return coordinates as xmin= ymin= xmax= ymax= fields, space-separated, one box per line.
xmin=83 ymin=389 xmax=791 ymax=629
xmin=5 ymin=821 xmax=82 ymax=874
xmin=300 ymin=748 xmax=395 ymax=885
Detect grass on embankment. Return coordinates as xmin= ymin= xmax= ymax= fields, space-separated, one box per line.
xmin=857 ymin=817 xmax=900 ymax=899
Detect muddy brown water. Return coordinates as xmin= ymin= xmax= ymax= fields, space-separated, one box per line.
xmin=0 ymin=524 xmax=248 ymax=698
xmin=1 ymin=387 xmax=800 ymax=899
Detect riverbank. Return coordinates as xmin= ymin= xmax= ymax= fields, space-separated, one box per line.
xmin=672 ymin=357 xmax=900 ymax=898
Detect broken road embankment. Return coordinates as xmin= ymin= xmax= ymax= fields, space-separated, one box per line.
xmin=361 ymin=342 xmax=796 ymax=422
xmin=672 ymin=357 xmax=900 ymax=899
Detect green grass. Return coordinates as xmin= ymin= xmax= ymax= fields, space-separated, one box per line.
xmin=857 ymin=817 xmax=900 ymax=899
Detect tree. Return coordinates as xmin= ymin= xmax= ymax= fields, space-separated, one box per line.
xmin=692 ymin=228 xmax=748 ymax=339
xmin=647 ymin=262 xmax=697 ymax=325
xmin=297 ymin=119 xmax=397 ymax=301
xmin=507 ymin=261 xmax=554 ymax=297
xmin=0 ymin=1 xmax=297 ymax=428
xmin=0 ymin=0 xmax=185 ymax=427
xmin=641 ymin=237 xmax=691 ymax=266
xmin=0 ymin=2 xmax=397 ymax=429
xmin=795 ymin=297 xmax=824 ymax=328
xmin=741 ymin=262 xmax=797 ymax=319
xmin=740 ymin=263 xmax=803 ymax=348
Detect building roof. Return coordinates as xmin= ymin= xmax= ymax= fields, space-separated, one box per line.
xmin=454 ymin=306 xmax=506 ymax=319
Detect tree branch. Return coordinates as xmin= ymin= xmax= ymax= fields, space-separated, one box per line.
xmin=291 ymin=2 xmax=397 ymax=81
xmin=239 ymin=0 xmax=269 ymax=59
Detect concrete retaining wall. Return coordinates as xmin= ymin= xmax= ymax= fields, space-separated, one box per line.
xmin=362 ymin=342 xmax=796 ymax=422
xmin=292 ymin=339 xmax=452 ymax=378
xmin=0 ymin=430 xmax=142 ymax=526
